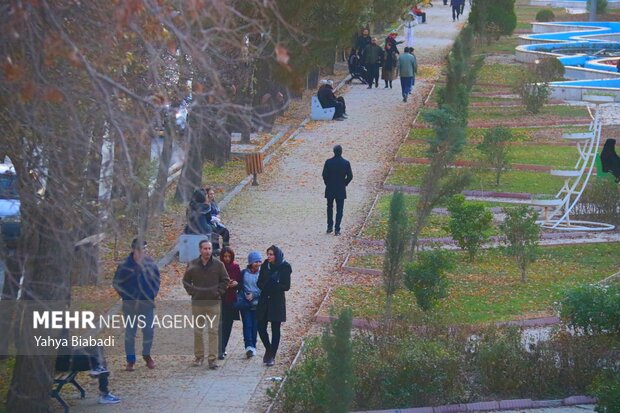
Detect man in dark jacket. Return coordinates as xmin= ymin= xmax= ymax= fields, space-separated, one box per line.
xmin=451 ymin=0 xmax=463 ymax=21
xmin=317 ymin=80 xmax=347 ymax=120
xmin=113 ymin=238 xmax=161 ymax=371
xmin=355 ymin=28 xmax=371 ymax=61
xmin=363 ymin=38 xmax=384 ymax=88
xmin=322 ymin=145 xmax=353 ymax=236
xmin=182 ymin=239 xmax=230 ymax=369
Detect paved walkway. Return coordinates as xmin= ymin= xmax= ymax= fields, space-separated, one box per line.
xmin=64 ymin=5 xmax=466 ymax=413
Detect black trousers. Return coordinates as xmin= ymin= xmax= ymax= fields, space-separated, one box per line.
xmin=452 ymin=6 xmax=460 ymax=20
xmin=367 ymin=64 xmax=380 ymax=87
xmin=219 ymin=302 xmax=237 ymax=355
xmin=460 ymin=1 xmax=465 ymax=14
xmin=326 ymin=196 xmax=345 ymax=232
xmin=212 ymin=224 xmax=229 ymax=246
xmin=334 ymin=97 xmax=346 ymax=119
xmin=258 ymin=320 xmax=281 ymax=356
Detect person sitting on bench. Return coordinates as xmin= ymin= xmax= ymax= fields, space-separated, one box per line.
xmin=55 ymin=343 xmax=120 ymax=405
xmin=412 ymin=6 xmax=427 ymax=23
xmin=317 ymin=79 xmax=347 ymax=121
xmin=601 ymin=138 xmax=620 ymax=183
xmin=205 ymin=187 xmax=230 ymax=250
xmin=184 ymin=189 xmax=213 ymax=236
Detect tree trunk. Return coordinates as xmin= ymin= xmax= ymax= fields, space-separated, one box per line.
xmin=7 ymin=187 xmax=74 ymax=412
xmin=175 ymin=102 xmax=206 ymax=202
xmin=152 ymin=113 xmax=174 ymax=213
xmin=72 ymin=125 xmax=104 ymax=286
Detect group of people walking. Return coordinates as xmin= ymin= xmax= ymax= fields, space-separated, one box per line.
xmin=113 ymin=233 xmax=291 ymax=372
xmin=354 ymin=25 xmax=418 ymax=94
xmin=181 ymin=240 xmax=291 ymax=369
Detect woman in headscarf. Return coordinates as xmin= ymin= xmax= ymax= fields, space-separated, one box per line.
xmin=601 ymin=138 xmax=620 ymax=182
xmin=184 ymin=189 xmax=211 ymax=235
xmin=257 ymin=245 xmax=291 ymax=366
xmin=218 ymin=246 xmax=241 ymax=359
xmin=382 ymin=42 xmax=399 ymax=89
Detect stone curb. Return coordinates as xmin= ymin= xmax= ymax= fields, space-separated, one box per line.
xmin=353 ymin=229 xmax=620 ymax=249
xmin=382 ymin=184 xmax=533 ymax=199
xmin=393 ymin=157 xmax=589 ymax=173
xmin=351 ymin=395 xmax=596 ymax=413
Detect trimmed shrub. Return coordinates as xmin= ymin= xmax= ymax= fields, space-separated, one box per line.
xmin=499 ymin=205 xmax=540 ymax=282
xmin=573 ymin=177 xmax=620 ymax=225
xmin=536 ymin=57 xmax=565 ymax=82
xmin=590 ymin=370 xmax=620 ymax=413
xmin=560 ymin=282 xmax=620 ymax=334
xmin=280 ymin=337 xmax=328 ymax=412
xmin=404 ymin=249 xmax=454 ymax=310
xmin=535 ymin=9 xmax=555 ymax=22
xmin=446 ymin=194 xmax=493 ymax=260
xmin=478 ymin=126 xmax=513 ymax=185
xmin=514 ymin=68 xmax=549 ymax=114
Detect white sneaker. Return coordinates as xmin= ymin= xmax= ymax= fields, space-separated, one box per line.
xmin=99 ymin=393 xmax=121 ymax=404
xmin=251 ymin=347 xmax=257 ymax=356
xmin=245 ymin=346 xmax=253 ymax=358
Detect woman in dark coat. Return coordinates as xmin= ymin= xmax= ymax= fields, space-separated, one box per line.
xmin=382 ymin=42 xmax=399 ymax=88
xmin=601 ymin=138 xmax=620 ymax=182
xmin=184 ymin=189 xmax=212 ymax=235
xmin=219 ymin=246 xmax=241 ymax=359
xmin=257 ymin=245 xmax=291 ymax=366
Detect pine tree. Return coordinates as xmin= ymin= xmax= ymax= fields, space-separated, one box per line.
xmin=323 ymin=308 xmax=354 ymax=413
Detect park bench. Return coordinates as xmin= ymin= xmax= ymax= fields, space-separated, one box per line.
xmin=310 ymin=96 xmax=335 ymax=121
xmin=50 ymin=370 xmax=85 ymax=413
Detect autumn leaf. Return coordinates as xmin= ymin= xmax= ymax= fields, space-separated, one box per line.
xmin=3 ymin=60 xmax=23 ymax=83
xmin=44 ymin=86 xmax=64 ymax=103
xmin=166 ymin=39 xmax=176 ymax=55
xmin=19 ymin=82 xmax=37 ymax=102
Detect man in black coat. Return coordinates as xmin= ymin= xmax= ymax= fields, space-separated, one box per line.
xmin=322 ymin=145 xmax=353 ymax=236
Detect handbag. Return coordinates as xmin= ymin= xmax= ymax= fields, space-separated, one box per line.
xmin=233 ymin=290 xmax=251 ymax=311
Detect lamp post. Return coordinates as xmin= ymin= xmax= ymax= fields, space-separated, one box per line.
xmin=589 ymin=0 xmax=597 ymax=21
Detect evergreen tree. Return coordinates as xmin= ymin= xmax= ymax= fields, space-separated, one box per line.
xmin=323 ymin=308 xmax=354 ymax=413
xmin=383 ymin=191 xmax=410 ymax=319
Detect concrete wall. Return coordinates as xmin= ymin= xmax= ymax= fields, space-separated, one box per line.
xmin=531 ymin=23 xmax=592 ymax=34
xmin=565 ymin=67 xmax=620 ymax=79
xmin=550 ymin=86 xmax=620 ymax=101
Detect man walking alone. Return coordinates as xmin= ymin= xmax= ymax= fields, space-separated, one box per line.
xmin=398 ymin=47 xmax=418 ymax=102
xmin=322 ymin=145 xmax=353 ymax=236
xmin=183 ymin=240 xmax=230 ymax=369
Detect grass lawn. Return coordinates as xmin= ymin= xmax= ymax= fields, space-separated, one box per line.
xmin=468 ymin=105 xmax=590 ymax=121
xmin=476 ymin=35 xmax=521 ymax=54
xmin=387 ymin=163 xmax=565 ymax=195
xmin=476 ymin=63 xmax=524 ymax=86
xmin=361 ymin=193 xmax=503 ymax=240
xmin=333 ymin=243 xmax=620 ymax=324
xmin=202 ymin=159 xmax=248 ymax=193
xmin=408 ymin=126 xmax=590 ymax=143
xmin=397 ymin=141 xmax=579 ymax=169
xmin=514 ymin=5 xmax=567 ymax=24
xmin=361 ymin=193 xmax=450 ymax=239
